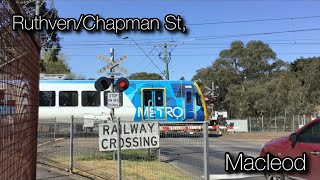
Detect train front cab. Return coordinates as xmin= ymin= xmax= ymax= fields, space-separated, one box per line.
xmin=139 ymin=81 xmax=208 ymax=122
xmin=193 ymin=81 xmax=208 ymax=121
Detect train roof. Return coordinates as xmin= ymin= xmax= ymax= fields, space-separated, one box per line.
xmin=40 ymin=79 xmax=195 ymax=84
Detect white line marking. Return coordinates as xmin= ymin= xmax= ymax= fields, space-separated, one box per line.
xmin=209 ymin=173 xmax=263 ymax=180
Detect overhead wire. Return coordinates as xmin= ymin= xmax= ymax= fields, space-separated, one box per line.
xmin=59 ymin=15 xmax=320 ymax=43
xmin=65 ymin=52 xmax=320 ymax=57
xmin=58 ymin=27 xmax=320 ymax=47
xmin=187 ymin=15 xmax=320 ymax=26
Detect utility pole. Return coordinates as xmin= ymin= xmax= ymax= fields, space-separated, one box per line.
xmin=164 ymin=44 xmax=169 ymax=80
xmin=211 ymin=82 xmax=215 ymax=116
xmin=110 ymin=48 xmax=115 ymax=120
xmin=35 ymin=1 xmax=40 ymax=16
xmin=109 ymin=48 xmax=121 ymax=180
xmin=156 ymin=44 xmax=176 ymax=80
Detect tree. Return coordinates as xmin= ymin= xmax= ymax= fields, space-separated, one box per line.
xmin=41 ymin=49 xmax=71 ymax=74
xmin=192 ymin=40 xmax=286 ymax=118
xmin=219 ymin=40 xmax=285 ymax=80
xmin=288 ymin=57 xmax=320 ymax=115
xmin=128 ymin=72 xmax=163 ymax=80
xmin=22 ymin=0 xmax=61 ymax=61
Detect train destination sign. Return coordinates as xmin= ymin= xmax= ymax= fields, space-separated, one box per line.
xmin=98 ymin=122 xmax=159 ymax=151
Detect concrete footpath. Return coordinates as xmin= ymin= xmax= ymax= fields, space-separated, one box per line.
xmin=36 ymin=163 xmax=90 ymax=180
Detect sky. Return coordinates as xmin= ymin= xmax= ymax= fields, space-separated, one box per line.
xmin=52 ymin=0 xmax=320 ymax=80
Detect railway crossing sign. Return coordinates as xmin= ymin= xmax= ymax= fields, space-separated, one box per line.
xmin=99 ymin=122 xmax=159 ymax=151
xmin=97 ymin=54 xmax=128 ymax=75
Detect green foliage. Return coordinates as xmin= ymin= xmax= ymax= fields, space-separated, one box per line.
xmin=22 ymin=0 xmax=61 ymax=61
xmin=40 ymin=49 xmax=71 ymax=74
xmin=128 ymin=72 xmax=163 ymax=80
xmin=193 ymin=40 xmax=320 ymax=118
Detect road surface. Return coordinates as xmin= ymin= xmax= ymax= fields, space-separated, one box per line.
xmin=160 ymin=134 xmax=272 ymax=180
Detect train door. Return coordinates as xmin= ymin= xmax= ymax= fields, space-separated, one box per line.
xmin=142 ymin=89 xmax=165 ymax=121
xmin=185 ymin=88 xmax=195 ymax=120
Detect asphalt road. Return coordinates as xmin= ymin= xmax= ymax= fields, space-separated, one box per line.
xmin=160 ymin=135 xmax=269 ymax=180
xmin=38 ymin=133 xmax=273 ymax=180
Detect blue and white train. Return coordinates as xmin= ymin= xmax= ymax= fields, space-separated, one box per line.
xmin=39 ymin=79 xmax=208 ymax=122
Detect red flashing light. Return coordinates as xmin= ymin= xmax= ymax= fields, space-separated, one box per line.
xmin=116 ymin=77 xmax=130 ymax=92
xmin=120 ymin=81 xmax=126 ymax=88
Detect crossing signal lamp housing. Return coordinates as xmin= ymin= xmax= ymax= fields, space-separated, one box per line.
xmin=116 ymin=77 xmax=130 ymax=92
xmin=94 ymin=77 xmax=130 ymax=92
xmin=95 ymin=77 xmax=112 ymax=91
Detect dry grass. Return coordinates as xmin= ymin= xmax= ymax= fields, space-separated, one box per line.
xmin=53 ymin=157 xmax=189 ymax=180
xmin=225 ymin=131 xmax=290 ymax=139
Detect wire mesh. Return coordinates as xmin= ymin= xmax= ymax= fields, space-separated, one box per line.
xmin=248 ymin=115 xmax=314 ymax=133
xmin=37 ymin=117 xmax=208 ymax=180
xmin=37 ymin=118 xmax=71 ymax=170
xmin=159 ymin=122 xmax=205 ymax=180
xmin=0 ymin=1 xmax=40 ymax=179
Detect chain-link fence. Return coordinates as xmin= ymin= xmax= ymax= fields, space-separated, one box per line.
xmin=0 ymin=1 xmax=40 ymax=179
xmin=37 ymin=118 xmax=209 ymax=180
xmin=37 ymin=118 xmax=71 ymax=169
xmin=248 ymin=115 xmax=314 ymax=133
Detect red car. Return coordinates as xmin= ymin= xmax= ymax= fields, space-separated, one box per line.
xmin=260 ymin=117 xmax=320 ymax=180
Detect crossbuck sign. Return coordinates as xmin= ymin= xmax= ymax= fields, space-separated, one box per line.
xmin=99 ymin=122 xmax=159 ymax=151
xmin=97 ymin=54 xmax=128 ymax=75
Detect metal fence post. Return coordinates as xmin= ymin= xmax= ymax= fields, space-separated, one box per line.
xmin=275 ymin=116 xmax=277 ymax=132
xmin=249 ymin=117 xmax=251 ymax=133
xmin=203 ymin=121 xmax=209 ymax=180
xmin=261 ymin=115 xmax=264 ymax=132
xmin=292 ymin=115 xmax=294 ymax=132
xmin=117 ymin=117 xmax=122 ymax=180
xmin=284 ymin=110 xmax=287 ymax=132
xmin=70 ymin=115 xmax=74 ymax=174
xmin=54 ymin=117 xmax=56 ymax=140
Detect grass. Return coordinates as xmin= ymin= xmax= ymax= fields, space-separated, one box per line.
xmin=51 ymin=151 xmax=189 ymax=180
xmin=76 ymin=149 xmax=158 ymax=161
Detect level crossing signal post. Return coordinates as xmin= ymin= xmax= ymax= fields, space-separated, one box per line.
xmin=95 ymin=48 xmax=130 ymax=180
xmin=94 ymin=76 xmax=129 ymax=180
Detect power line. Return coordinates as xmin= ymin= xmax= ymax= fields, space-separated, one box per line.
xmin=58 ymin=15 xmax=320 ymax=44
xmin=188 ymin=28 xmax=320 ymax=40
xmin=61 ymin=37 xmax=320 ymax=43
xmin=58 ymin=27 xmax=320 ymax=46
xmin=123 ymin=37 xmax=164 ymax=75
xmin=56 ymin=42 xmax=320 ymax=49
xmin=187 ymin=15 xmax=320 ymax=26
xmin=65 ymin=53 xmax=320 ymax=57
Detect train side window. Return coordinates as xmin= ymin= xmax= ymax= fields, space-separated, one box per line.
xmin=103 ymin=91 xmax=110 ymax=106
xmin=143 ymin=90 xmax=152 ymax=106
xmin=187 ymin=92 xmax=192 ymax=103
xmin=59 ymin=91 xmax=78 ymax=106
xmin=40 ymin=91 xmax=56 ymax=106
xmin=82 ymin=91 xmax=100 ymax=107
xmin=155 ymin=90 xmax=163 ymax=106
xmin=196 ymin=93 xmax=202 ymax=106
